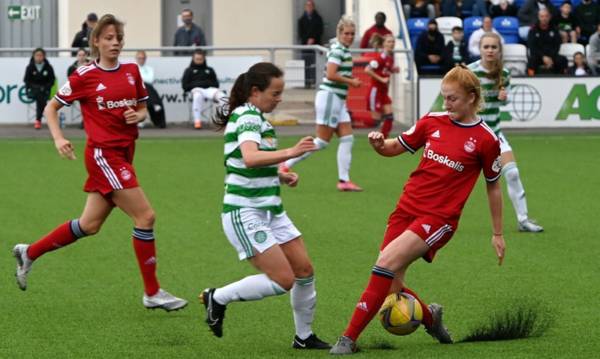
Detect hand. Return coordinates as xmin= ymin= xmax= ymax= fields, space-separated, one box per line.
xmin=428 ymin=55 xmax=441 ymax=64
xmin=54 ymin=138 xmax=76 ymax=160
xmin=307 ymin=38 xmax=315 ymax=45
xmin=290 ymin=136 xmax=316 ymax=157
xmin=368 ymin=131 xmax=385 ymax=150
xmin=124 ymin=106 xmax=143 ymax=124
xmin=279 ymin=171 xmax=299 ymax=187
xmin=542 ymin=56 xmax=553 ymax=68
xmin=498 ymin=87 xmax=507 ymax=101
xmin=380 ymin=77 xmax=390 ymax=85
xmin=491 ymin=234 xmax=505 ymax=266
xmin=349 ymin=78 xmax=362 ymax=88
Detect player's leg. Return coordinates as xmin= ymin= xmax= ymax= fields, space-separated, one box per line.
xmin=280 ymin=236 xmax=330 ymax=349
xmin=499 ymin=133 xmax=543 ymax=232
xmin=13 ymin=192 xmax=112 ymax=291
xmin=112 ymin=187 xmax=187 ymax=311
xmin=191 ymin=88 xmax=204 ymax=129
xmin=335 ymin=118 xmax=362 ymax=192
xmin=379 ymin=103 xmax=394 ymax=139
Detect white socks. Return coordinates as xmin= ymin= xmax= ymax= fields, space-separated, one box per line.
xmin=291 ymin=276 xmax=317 ymax=340
xmin=213 ymin=274 xmax=287 ymax=304
xmin=337 ymin=135 xmax=354 ymax=182
xmin=502 ymin=161 xmax=528 ymax=222
xmin=284 ymin=137 xmax=329 ymax=168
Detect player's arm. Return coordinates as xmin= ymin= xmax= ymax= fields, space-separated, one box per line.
xmin=486 ymin=179 xmax=505 ymax=265
xmin=368 ymin=131 xmax=407 ymax=157
xmin=44 ymin=99 xmax=76 ymax=160
xmin=124 ymin=102 xmax=148 ymax=124
xmin=364 ymin=62 xmax=388 ymax=84
xmin=326 ymin=63 xmax=361 ymax=88
xmin=239 ymin=137 xmax=316 ymax=168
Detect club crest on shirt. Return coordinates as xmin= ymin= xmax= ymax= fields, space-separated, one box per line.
xmin=126 ymin=72 xmax=135 ymax=86
xmin=464 ymin=138 xmax=477 ymax=153
xmin=492 ymin=156 xmax=502 ymax=173
xmin=59 ymin=81 xmax=72 ymax=96
xmin=120 ymin=167 xmax=132 ymax=181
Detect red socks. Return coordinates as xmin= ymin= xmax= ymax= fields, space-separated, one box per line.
xmin=402 ymin=286 xmax=433 ymax=328
xmin=380 ymin=114 xmax=394 ymax=139
xmin=27 ymin=220 xmax=86 ymax=260
xmin=132 ymin=228 xmax=160 ymax=296
xmin=343 ymin=266 xmax=395 ymax=341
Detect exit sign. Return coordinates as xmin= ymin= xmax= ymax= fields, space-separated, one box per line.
xmin=8 ymin=5 xmax=41 ymax=20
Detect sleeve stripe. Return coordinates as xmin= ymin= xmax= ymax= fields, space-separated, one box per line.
xmin=54 ymin=95 xmax=71 ymax=107
xmin=137 ymin=96 xmax=149 ymax=102
xmin=485 ymin=173 xmax=502 ymax=182
xmin=397 ymin=135 xmax=416 ymax=154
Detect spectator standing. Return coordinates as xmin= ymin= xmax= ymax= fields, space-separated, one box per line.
xmin=527 ymin=8 xmax=568 ymax=74
xmin=574 ymin=0 xmax=600 ymax=44
xmin=587 ymin=24 xmax=600 ymax=74
xmin=23 ymin=48 xmax=55 ymax=129
xmin=403 ymin=0 xmax=436 ymax=19
xmin=415 ymin=19 xmax=445 ymax=74
xmin=557 ymin=1 xmax=578 ymax=43
xmin=135 ymin=51 xmax=167 ymax=128
xmin=181 ymin=50 xmax=226 ymax=129
xmin=360 ymin=12 xmax=393 ymax=49
xmin=490 ymin=0 xmax=518 ymax=18
xmin=567 ymin=51 xmax=593 ymax=75
xmin=71 ymin=13 xmax=97 ymax=56
xmin=298 ymin=0 xmax=323 ymax=88
xmin=443 ymin=26 xmax=469 ymax=72
xmin=518 ymin=0 xmax=558 ymax=41
xmin=173 ymin=8 xmax=207 ymax=55
xmin=468 ymin=16 xmax=504 ymax=60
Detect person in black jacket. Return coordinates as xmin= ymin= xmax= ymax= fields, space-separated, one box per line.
xmin=443 ymin=26 xmax=469 ymax=73
xmin=415 ymin=19 xmax=445 ymax=74
xmin=298 ymin=0 xmax=323 ymax=88
xmin=181 ymin=50 xmax=226 ymax=129
xmin=70 ymin=13 xmax=97 ymax=56
xmin=23 ymin=48 xmax=55 ymax=129
xmin=67 ymin=48 xmax=90 ymax=77
xmin=527 ymin=8 xmax=568 ymax=75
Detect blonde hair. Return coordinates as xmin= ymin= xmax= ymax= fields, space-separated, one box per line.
xmin=442 ymin=65 xmax=483 ymax=111
xmin=479 ymin=32 xmax=504 ymax=90
xmin=336 ymin=15 xmax=355 ymax=39
xmin=89 ymin=14 xmax=124 ymax=58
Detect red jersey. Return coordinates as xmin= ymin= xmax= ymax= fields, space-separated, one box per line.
xmin=360 ymin=25 xmax=393 ymax=48
xmin=396 ymin=112 xmax=501 ymax=220
xmin=55 ymin=61 xmax=148 ymax=148
xmin=368 ymin=51 xmax=394 ymax=91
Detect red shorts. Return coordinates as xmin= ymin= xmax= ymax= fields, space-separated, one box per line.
xmin=368 ymin=86 xmax=392 ymax=113
xmin=380 ymin=207 xmax=458 ymax=262
xmin=84 ymin=145 xmax=139 ymax=197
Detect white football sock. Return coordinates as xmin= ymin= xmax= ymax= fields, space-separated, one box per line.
xmin=337 ymin=135 xmax=353 ymax=181
xmin=213 ymin=274 xmax=287 ymax=305
xmin=291 ymin=276 xmax=316 ymax=340
xmin=502 ymin=161 xmax=528 ymax=223
xmin=284 ymin=137 xmax=328 ymax=168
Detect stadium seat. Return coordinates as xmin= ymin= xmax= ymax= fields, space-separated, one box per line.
xmin=514 ymin=0 xmax=526 ymax=7
xmin=436 ymin=16 xmax=462 ymax=44
xmin=407 ymin=17 xmax=429 ymax=49
xmin=559 ymin=43 xmax=585 ymax=66
xmin=493 ymin=16 xmax=519 ymax=44
xmin=463 ymin=16 xmax=483 ymax=43
xmin=503 ymin=43 xmax=528 ymax=76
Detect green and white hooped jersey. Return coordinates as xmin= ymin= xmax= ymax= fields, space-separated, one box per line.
xmin=319 ymin=41 xmax=353 ymax=100
xmin=223 ymin=103 xmax=282 ymax=214
xmin=467 ymin=60 xmax=510 ymax=134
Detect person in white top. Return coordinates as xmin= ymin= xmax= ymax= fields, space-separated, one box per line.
xmin=135 ymin=50 xmax=166 ymax=128
xmin=468 ymin=16 xmax=504 ymax=60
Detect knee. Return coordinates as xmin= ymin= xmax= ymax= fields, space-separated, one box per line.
xmin=79 ymin=220 xmax=102 ymax=236
xmin=272 ymin=272 xmax=295 ymax=291
xmin=314 ymin=137 xmax=329 ymax=150
xmin=294 ymin=262 xmax=314 ymax=279
xmin=502 ymin=162 xmax=519 ymax=181
xmin=136 ymin=209 xmax=156 ymax=228
xmin=338 ymin=134 xmax=354 ymax=145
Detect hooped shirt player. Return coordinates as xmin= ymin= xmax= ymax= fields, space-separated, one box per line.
xmin=54 ymin=61 xmax=149 ymax=198
xmin=382 ymin=111 xmax=502 ymax=262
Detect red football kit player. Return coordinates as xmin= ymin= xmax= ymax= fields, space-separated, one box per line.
xmin=12 ymin=14 xmax=187 ymax=311
xmin=365 ymin=34 xmax=399 ymax=139
xmin=330 ymin=66 xmax=506 ymax=355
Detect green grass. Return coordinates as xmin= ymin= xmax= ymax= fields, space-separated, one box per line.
xmin=0 ymin=133 xmax=598 ymax=358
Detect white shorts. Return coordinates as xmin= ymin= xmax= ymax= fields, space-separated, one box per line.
xmin=498 ymin=131 xmax=513 ymax=154
xmin=222 ymin=208 xmax=301 ymax=260
xmin=315 ymin=90 xmax=351 ymax=128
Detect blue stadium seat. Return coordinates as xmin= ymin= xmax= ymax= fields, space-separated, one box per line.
xmin=514 ymin=0 xmax=526 ymax=8
xmin=463 ymin=16 xmax=483 ymax=42
xmin=407 ymin=17 xmax=429 ymax=48
xmin=493 ymin=16 xmax=519 ymax=44
xmin=550 ymin=0 xmax=564 ymax=6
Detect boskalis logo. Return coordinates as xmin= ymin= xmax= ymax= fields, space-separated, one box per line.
xmin=0 ymin=83 xmax=34 ymax=105
xmin=423 ymin=142 xmax=465 ymax=172
xmin=557 ymin=84 xmax=600 ymax=120
xmin=96 ymin=96 xmax=137 ymax=110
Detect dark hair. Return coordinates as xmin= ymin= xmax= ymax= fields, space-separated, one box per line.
xmin=32 ymin=47 xmax=46 ymax=57
xmin=214 ymin=62 xmax=283 ymax=130
xmin=182 ymin=8 xmax=193 ymax=15
xmin=452 ymin=26 xmax=463 ymax=32
xmin=193 ymin=49 xmax=206 ymax=56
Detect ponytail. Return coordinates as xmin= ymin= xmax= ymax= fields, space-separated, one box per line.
xmin=214 ymin=62 xmax=283 ymax=130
